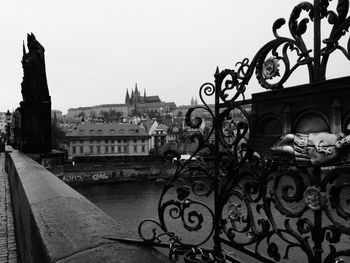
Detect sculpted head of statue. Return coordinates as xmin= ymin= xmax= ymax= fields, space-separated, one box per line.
xmin=26 ymin=33 xmax=44 ymax=53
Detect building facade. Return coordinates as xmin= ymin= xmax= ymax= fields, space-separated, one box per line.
xmin=148 ymin=120 xmax=167 ymax=155
xmin=66 ymin=122 xmax=150 ymax=159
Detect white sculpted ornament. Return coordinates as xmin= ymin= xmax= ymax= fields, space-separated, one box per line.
xmin=271 ymin=132 xmax=350 ymax=166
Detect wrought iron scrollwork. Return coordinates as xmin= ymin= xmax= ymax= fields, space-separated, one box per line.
xmin=136 ymin=1 xmax=350 ymax=262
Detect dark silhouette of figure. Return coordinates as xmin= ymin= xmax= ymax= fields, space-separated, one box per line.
xmin=19 ymin=33 xmax=51 ymax=153
xmin=21 ymin=33 xmax=50 ymax=102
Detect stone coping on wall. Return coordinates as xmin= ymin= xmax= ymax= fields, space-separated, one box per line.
xmin=6 ymin=150 xmax=170 ymax=263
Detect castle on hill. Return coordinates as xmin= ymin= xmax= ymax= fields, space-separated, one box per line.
xmin=67 ymin=83 xmax=177 ymax=118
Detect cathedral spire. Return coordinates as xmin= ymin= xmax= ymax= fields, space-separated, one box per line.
xmin=125 ymin=88 xmax=130 ymax=104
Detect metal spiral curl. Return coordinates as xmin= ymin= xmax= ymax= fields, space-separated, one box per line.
xmin=138 ymin=92 xmax=217 ymax=249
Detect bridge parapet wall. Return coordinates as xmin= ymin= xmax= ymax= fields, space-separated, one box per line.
xmin=5 ymin=149 xmax=169 ymax=263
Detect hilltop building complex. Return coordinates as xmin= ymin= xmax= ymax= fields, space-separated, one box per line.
xmin=67 ymin=83 xmax=177 ymax=118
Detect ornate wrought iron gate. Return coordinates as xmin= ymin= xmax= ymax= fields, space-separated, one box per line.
xmin=111 ymin=1 xmax=350 ymax=262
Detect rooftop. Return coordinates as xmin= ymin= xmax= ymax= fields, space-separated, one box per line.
xmin=67 ymin=122 xmax=149 ymax=137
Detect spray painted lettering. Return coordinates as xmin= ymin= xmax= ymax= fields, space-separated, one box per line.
xmin=63 ymin=175 xmax=83 ymax=183
xmin=92 ymin=173 xmax=109 ymax=181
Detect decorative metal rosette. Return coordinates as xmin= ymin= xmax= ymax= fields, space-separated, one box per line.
xmin=262 ymin=57 xmax=280 ymax=80
xmin=303 ymin=186 xmax=325 ymax=210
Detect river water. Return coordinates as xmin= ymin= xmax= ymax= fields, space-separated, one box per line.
xmin=74 ymin=181 xmax=162 ymax=239
xmin=73 ymin=180 xmax=349 ymax=263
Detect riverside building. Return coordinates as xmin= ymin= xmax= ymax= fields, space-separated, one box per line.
xmin=66 ymin=122 xmax=150 ymax=159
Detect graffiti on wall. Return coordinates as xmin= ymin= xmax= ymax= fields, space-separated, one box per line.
xmin=62 ymin=175 xmax=83 ymax=184
xmin=91 ymin=173 xmax=109 ymax=181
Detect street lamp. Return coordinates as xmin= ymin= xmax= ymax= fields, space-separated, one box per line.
xmin=5 ymin=110 xmax=11 ymax=144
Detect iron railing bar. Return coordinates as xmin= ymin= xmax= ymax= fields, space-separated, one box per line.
xmin=219 ymin=237 xmax=276 ymax=263
xmin=223 ymin=253 xmax=245 ymax=263
xmin=102 ymin=236 xmax=218 ymax=254
xmin=102 ymin=237 xmax=171 ymax=248
xmin=217 ymin=99 xmax=252 ymax=109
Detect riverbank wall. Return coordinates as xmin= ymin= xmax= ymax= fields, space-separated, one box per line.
xmin=49 ymin=162 xmax=177 ymax=185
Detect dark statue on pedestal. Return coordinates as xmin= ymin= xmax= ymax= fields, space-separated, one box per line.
xmin=19 ymin=33 xmax=51 ymax=153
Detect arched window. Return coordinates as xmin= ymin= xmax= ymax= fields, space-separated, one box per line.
xmin=294 ymin=112 xmax=329 ymax=133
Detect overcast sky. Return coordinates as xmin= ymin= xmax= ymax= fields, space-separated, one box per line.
xmin=1 ymin=0 xmax=350 ymax=114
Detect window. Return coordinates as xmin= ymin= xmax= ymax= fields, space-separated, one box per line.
xmin=90 ymin=146 xmax=93 ymax=153
xmin=141 ymin=139 xmax=145 ymax=143
xmin=89 ymin=129 xmax=94 ymax=134
xmin=105 ymin=146 xmax=108 ymax=153
xmin=134 ymin=145 xmax=137 ymax=152
xmin=118 ymin=146 xmax=121 ymax=153
xmin=97 ymin=146 xmax=101 ymax=154
xmin=120 ymin=129 xmax=125 ymax=134
xmin=72 ymin=146 xmax=76 ymax=154
xmin=79 ymin=130 xmax=84 ymax=135
xmin=80 ymin=146 xmax=84 ymax=154
xmin=105 ymin=139 xmax=109 ymax=143
xmin=110 ymin=129 xmax=115 ymax=134
xmin=90 ymin=140 xmax=94 ymax=143
xmin=97 ymin=129 xmax=102 ymax=134
xmin=80 ymin=140 xmax=84 ymax=144
xmin=124 ymin=146 xmax=127 ymax=152
xmin=111 ymin=146 xmax=115 ymax=153
xmin=118 ymin=139 xmax=121 ymax=143
xmin=134 ymin=139 xmax=137 ymax=143
xmin=111 ymin=139 xmax=114 ymax=143
xmin=142 ymin=146 xmax=145 ymax=152
xmin=130 ymin=129 xmax=139 ymax=134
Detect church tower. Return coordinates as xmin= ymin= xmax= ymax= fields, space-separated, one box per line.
xmin=125 ymin=89 xmax=130 ymax=104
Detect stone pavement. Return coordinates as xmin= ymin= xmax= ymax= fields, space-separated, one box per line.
xmin=0 ymin=153 xmax=17 ymax=263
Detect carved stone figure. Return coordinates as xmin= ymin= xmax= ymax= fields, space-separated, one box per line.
xmin=21 ymin=33 xmax=50 ymax=102
xmin=19 ymin=33 xmax=51 ymax=153
xmin=271 ymin=132 xmax=350 ymax=166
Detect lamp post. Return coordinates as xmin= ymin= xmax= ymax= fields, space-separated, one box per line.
xmin=5 ymin=110 xmax=11 ymax=145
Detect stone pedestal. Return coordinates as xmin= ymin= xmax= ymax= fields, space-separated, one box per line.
xmin=19 ymin=100 xmax=51 ymax=153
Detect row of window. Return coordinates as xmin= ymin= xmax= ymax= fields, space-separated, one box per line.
xmin=71 ymin=145 xmax=146 ymax=154
xmin=70 ymin=139 xmax=146 ymax=145
xmin=79 ymin=129 xmax=140 ymax=135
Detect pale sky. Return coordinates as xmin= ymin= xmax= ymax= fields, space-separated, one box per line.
xmin=1 ymin=0 xmax=350 ymax=114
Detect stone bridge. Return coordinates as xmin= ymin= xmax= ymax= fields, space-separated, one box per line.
xmin=1 ymin=146 xmax=169 ymax=263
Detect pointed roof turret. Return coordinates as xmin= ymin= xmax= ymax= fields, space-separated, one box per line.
xmin=125 ymin=88 xmax=130 ymax=104
xmin=22 ymin=41 xmax=26 ymax=56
